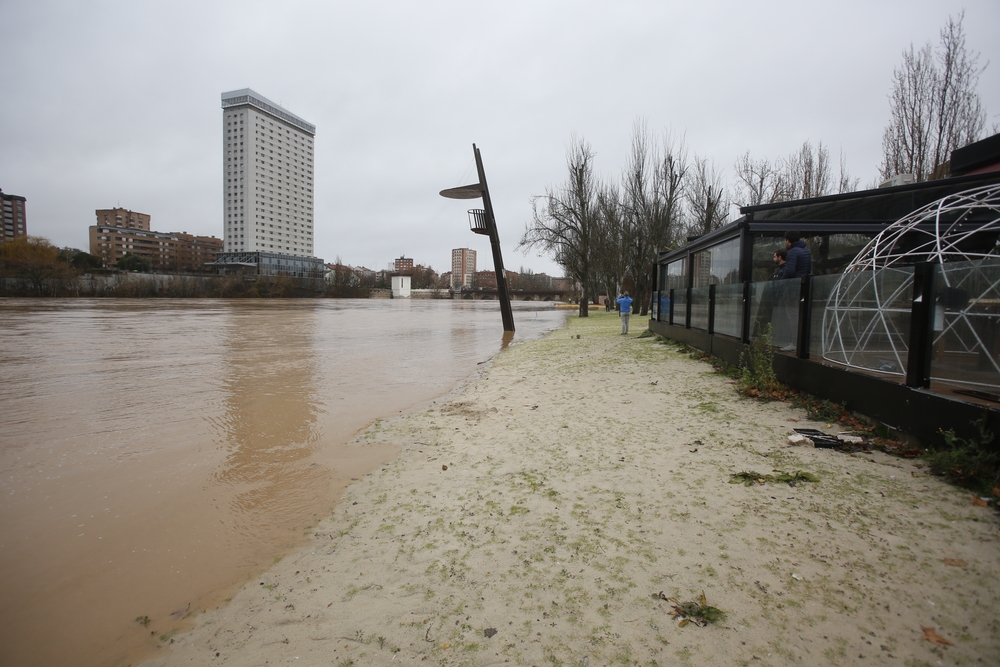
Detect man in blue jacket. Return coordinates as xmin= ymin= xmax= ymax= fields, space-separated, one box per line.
xmin=783 ymin=231 xmax=811 ymax=278
xmin=616 ymin=292 xmax=633 ymax=335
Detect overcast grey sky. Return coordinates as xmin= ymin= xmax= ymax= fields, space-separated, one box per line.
xmin=2 ymin=0 xmax=998 ymax=276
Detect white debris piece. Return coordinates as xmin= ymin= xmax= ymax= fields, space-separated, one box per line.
xmin=837 ymin=434 xmax=865 ymax=445
xmin=788 ymin=433 xmax=813 ymax=446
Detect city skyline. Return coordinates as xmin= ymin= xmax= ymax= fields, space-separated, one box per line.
xmin=2 ymin=1 xmax=998 ymax=278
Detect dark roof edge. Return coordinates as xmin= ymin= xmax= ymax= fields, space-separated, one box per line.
xmin=739 ymin=171 xmax=1000 ymax=216
xmin=657 ymin=218 xmax=747 ymax=263
xmin=951 ymin=133 xmax=1000 ymax=175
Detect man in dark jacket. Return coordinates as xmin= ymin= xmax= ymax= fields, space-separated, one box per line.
xmin=783 ymin=231 xmax=811 ymax=278
xmin=772 ymin=249 xmax=788 ymax=280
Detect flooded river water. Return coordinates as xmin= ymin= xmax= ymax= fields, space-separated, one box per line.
xmin=0 ymin=298 xmax=566 ymax=667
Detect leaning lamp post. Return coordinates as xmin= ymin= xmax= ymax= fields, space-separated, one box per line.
xmin=439 ymin=144 xmax=515 ymax=333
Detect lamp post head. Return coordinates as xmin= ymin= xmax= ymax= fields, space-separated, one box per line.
xmin=439 ymin=184 xmax=483 ymax=200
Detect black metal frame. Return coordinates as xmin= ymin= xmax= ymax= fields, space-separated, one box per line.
xmin=906 ymin=262 xmax=936 ymax=388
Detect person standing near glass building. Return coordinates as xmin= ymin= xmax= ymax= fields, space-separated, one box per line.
xmin=616 ymin=292 xmax=633 ymax=335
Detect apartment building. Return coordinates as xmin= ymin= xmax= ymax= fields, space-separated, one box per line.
xmin=90 ymin=226 xmax=222 ymax=272
xmin=220 ymin=88 xmax=315 ymax=256
xmin=475 ymin=269 xmax=516 ymax=290
xmin=1 ymin=189 xmax=27 ymax=242
xmin=96 ymin=208 xmax=150 ymax=231
xmin=450 ymin=247 xmax=476 ymax=289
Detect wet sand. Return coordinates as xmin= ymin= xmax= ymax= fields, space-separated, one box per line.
xmin=141 ymin=312 xmax=1000 ymax=666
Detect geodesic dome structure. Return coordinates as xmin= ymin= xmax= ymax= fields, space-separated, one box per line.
xmin=821 ymin=183 xmax=1000 ymax=387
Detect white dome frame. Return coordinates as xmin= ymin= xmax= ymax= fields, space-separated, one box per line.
xmin=821 ymin=183 xmax=1000 ymax=385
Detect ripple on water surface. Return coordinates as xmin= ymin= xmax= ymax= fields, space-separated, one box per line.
xmin=0 ymin=298 xmax=566 ymax=667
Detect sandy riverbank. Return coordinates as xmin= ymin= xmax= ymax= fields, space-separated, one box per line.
xmin=140 ymin=312 xmax=999 ymax=666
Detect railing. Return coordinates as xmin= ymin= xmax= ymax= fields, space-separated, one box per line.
xmin=468 ymin=209 xmax=489 ymax=235
xmin=652 ymin=257 xmax=1000 ymax=392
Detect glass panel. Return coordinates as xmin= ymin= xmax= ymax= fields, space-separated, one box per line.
xmin=751 ymin=233 xmax=876 ymax=282
xmin=816 ymin=267 xmax=913 ymax=376
xmin=661 ymin=259 xmax=685 ymax=291
xmin=930 ymin=258 xmax=1000 ymax=392
xmin=752 ymin=237 xmax=789 ymax=283
xmin=692 ymin=237 xmax=740 ymax=287
xmin=655 ymin=291 xmax=671 ymax=323
xmin=749 ymin=279 xmax=801 ymax=350
xmin=715 ymin=283 xmax=744 ymax=338
xmin=657 ymin=260 xmax=685 ymax=323
xmin=690 ymin=286 xmax=710 ymax=330
xmin=747 ymin=281 xmax=766 ymax=337
xmin=815 ymin=233 xmax=876 ymax=275
xmin=809 ymin=273 xmax=840 ymax=356
xmin=673 ymin=288 xmax=688 ymax=327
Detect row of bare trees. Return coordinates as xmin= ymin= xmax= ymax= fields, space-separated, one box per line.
xmin=518 ymin=124 xmax=857 ymax=317
xmin=520 ymin=13 xmax=990 ymax=319
xmin=731 ymin=141 xmax=860 ymax=207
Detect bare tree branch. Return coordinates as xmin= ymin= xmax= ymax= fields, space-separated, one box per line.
xmin=880 ymin=11 xmax=987 ymax=182
xmin=685 ymin=156 xmax=727 ymax=236
xmin=518 ymin=136 xmax=600 ymax=316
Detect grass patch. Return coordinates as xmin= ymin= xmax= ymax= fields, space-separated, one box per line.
xmin=736 ymin=325 xmax=783 ymax=399
xmin=926 ymin=416 xmax=1000 ymax=496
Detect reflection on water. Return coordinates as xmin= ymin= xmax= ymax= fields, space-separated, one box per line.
xmin=211 ymin=307 xmax=327 ymax=534
xmin=0 ymin=298 xmax=566 ymax=667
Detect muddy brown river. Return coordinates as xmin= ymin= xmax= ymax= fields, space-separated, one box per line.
xmin=0 ymin=298 xmax=566 ymax=667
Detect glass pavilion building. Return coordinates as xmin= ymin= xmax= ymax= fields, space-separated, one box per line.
xmin=649 ymin=136 xmax=1000 ymax=445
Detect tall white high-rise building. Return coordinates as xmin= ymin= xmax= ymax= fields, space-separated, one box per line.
xmin=221 ymin=89 xmax=315 ymax=256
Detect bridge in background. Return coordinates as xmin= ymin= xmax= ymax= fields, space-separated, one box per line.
xmin=455 ymin=288 xmax=570 ymax=302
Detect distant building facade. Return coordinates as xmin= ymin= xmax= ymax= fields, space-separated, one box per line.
xmin=394 ymin=256 xmax=414 ymax=272
xmin=89 ymin=225 xmax=222 ymax=272
xmin=175 ymin=233 xmax=225 ymax=272
xmin=451 ymin=248 xmax=476 ymax=289
xmin=211 ymin=250 xmax=325 ymax=279
xmin=475 ymin=269 xmax=516 ymax=290
xmin=325 ymin=262 xmax=371 ymax=286
xmin=550 ymin=276 xmax=575 ymax=292
xmin=96 ymin=208 xmax=150 ymax=231
xmin=1 ymin=189 xmax=27 ymax=242
xmin=221 ymin=88 xmax=315 ymax=256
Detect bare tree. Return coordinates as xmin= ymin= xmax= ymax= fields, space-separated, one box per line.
xmin=519 ymin=136 xmax=601 ymax=317
xmin=734 ymin=141 xmax=856 ymax=209
xmin=593 ymin=180 xmax=628 ymax=308
xmin=685 ymin=156 xmax=728 ymax=236
xmin=880 ymin=11 xmax=987 ymax=182
xmin=837 ymin=150 xmax=860 ymax=193
xmin=732 ymin=151 xmax=784 ymax=207
xmin=782 ymin=141 xmax=833 ymax=200
xmin=620 ymin=122 xmax=688 ymax=315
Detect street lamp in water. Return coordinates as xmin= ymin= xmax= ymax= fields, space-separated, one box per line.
xmin=439 ymin=144 xmax=515 ymax=333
